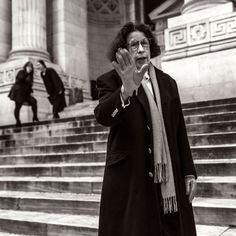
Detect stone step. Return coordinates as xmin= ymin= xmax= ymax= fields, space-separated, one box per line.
xmin=189 ymin=131 xmax=236 ymax=146
xmin=0 ymin=141 xmax=107 ymax=155
xmin=0 ymin=159 xmax=233 ymax=178
xmin=187 ymin=120 xmax=236 ymax=134
xmin=0 ymin=209 xmax=98 ymax=236
xmin=183 ymin=103 xmax=236 ymax=116
xmin=0 ymin=233 xmax=29 ymax=236
xmin=193 ymin=198 xmax=236 ymax=226
xmin=58 ymin=100 xmax=97 ymax=119
xmin=0 ymin=163 xmax=105 ymax=177
xmin=185 ymin=111 xmax=236 ymax=125
xmin=196 ymin=176 xmax=236 ymax=199
xmin=0 ymin=177 xmax=103 ymax=194
xmin=182 ymin=97 xmax=236 ymax=109
xmin=195 ymin=159 xmax=236 ymax=176
xmin=0 ymin=191 xmax=100 ymax=216
xmin=191 ymin=144 xmax=236 ymax=160
xmin=196 ymin=225 xmax=235 ymax=236
xmin=0 ymin=151 xmax=106 ymax=165
xmin=0 ymin=132 xmax=109 ymax=148
xmin=0 ymin=115 xmax=97 ymax=134
xmin=0 ymin=125 xmax=108 ymax=141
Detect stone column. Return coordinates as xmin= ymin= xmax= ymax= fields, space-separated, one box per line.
xmin=0 ymin=0 xmax=11 ymax=62
xmin=9 ymin=0 xmax=49 ymax=60
xmin=182 ymin=0 xmax=231 ymax=14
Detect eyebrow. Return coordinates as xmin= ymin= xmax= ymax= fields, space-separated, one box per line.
xmin=128 ymin=38 xmax=148 ymax=43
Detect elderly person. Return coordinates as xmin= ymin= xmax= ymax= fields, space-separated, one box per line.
xmin=8 ymin=61 xmax=38 ymax=127
xmin=94 ymin=22 xmax=197 ymax=236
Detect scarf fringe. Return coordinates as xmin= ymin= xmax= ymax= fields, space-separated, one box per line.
xmin=154 ymin=163 xmax=168 ymax=183
xmin=163 ymin=196 xmax=178 ymax=214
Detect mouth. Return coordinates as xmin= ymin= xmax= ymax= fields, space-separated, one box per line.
xmin=136 ymin=57 xmax=147 ymax=63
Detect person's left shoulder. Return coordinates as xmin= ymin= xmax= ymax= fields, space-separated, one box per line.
xmin=154 ymin=66 xmax=178 ymax=89
xmin=47 ymin=67 xmax=56 ymax=73
xmin=154 ymin=66 xmax=174 ymax=81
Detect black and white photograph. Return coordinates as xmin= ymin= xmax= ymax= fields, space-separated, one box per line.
xmin=0 ymin=0 xmax=235 ymax=235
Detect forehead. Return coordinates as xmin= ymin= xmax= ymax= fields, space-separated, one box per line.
xmin=127 ymin=31 xmax=146 ymax=43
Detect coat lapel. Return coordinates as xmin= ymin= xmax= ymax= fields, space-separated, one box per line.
xmin=136 ymin=85 xmax=152 ymax=125
xmin=155 ymin=68 xmax=171 ymax=124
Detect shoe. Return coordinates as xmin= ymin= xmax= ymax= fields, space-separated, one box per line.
xmin=33 ymin=117 xmax=39 ymax=122
xmin=53 ymin=113 xmax=60 ymax=119
xmin=15 ymin=122 xmax=22 ymax=128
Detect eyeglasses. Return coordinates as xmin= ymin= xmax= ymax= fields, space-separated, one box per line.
xmin=127 ymin=38 xmax=150 ymax=51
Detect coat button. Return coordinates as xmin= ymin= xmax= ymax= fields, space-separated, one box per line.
xmin=148 ymin=148 xmax=152 ymax=154
xmin=148 ymin=172 xmax=154 ymax=178
xmin=147 ymin=125 xmax=150 ymax=131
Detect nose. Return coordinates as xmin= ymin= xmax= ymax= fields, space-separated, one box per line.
xmin=137 ymin=42 xmax=145 ymax=52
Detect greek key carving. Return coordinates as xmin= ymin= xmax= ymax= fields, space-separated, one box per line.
xmin=169 ymin=28 xmax=187 ymax=49
xmin=211 ymin=16 xmax=236 ymax=38
xmin=165 ymin=13 xmax=236 ymax=51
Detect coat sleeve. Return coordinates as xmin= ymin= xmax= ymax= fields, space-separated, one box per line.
xmin=174 ymin=81 xmax=197 ymax=179
xmin=94 ymin=71 xmax=132 ymax=127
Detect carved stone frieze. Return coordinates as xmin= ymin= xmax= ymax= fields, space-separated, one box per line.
xmin=165 ymin=12 xmax=236 ymax=51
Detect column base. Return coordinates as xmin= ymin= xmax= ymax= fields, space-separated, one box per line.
xmin=8 ymin=48 xmax=50 ymax=61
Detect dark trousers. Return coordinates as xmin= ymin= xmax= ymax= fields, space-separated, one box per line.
xmin=14 ymin=96 xmax=38 ymax=124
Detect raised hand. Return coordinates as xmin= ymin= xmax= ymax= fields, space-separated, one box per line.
xmin=112 ymin=48 xmax=149 ymax=97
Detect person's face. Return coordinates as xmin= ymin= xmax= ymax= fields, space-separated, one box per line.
xmin=26 ymin=64 xmax=33 ymax=73
xmin=37 ymin=62 xmax=44 ymax=72
xmin=126 ymin=31 xmax=151 ymax=70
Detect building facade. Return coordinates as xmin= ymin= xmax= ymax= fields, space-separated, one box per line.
xmin=1 ymin=0 xmax=236 ymax=125
xmin=150 ymin=0 xmax=236 ymax=103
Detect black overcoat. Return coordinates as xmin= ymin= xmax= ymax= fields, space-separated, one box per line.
xmin=8 ymin=70 xmax=33 ymax=104
xmin=94 ymin=66 xmax=197 ymax=236
xmin=41 ymin=68 xmax=66 ymax=112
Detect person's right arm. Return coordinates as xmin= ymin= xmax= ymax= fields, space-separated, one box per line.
xmin=94 ymin=48 xmax=148 ymax=127
xmin=94 ymin=72 xmax=131 ymax=127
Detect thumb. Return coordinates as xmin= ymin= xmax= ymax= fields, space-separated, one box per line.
xmin=137 ymin=63 xmax=149 ymax=78
xmin=112 ymin=61 xmax=123 ymax=80
xmin=185 ymin=179 xmax=190 ymax=195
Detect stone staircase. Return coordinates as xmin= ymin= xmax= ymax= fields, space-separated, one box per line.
xmin=0 ymin=99 xmax=235 ymax=235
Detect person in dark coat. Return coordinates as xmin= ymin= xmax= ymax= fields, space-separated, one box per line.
xmin=37 ymin=60 xmax=66 ymax=119
xmin=8 ymin=61 xmax=38 ymax=127
xmin=94 ymin=22 xmax=197 ymax=236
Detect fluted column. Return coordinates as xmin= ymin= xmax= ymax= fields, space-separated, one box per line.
xmin=182 ymin=0 xmax=231 ymax=14
xmin=9 ymin=0 xmax=49 ymax=60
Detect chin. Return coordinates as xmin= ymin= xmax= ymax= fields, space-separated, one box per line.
xmin=136 ymin=62 xmax=146 ymax=70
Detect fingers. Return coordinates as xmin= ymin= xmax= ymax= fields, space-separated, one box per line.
xmin=111 ymin=61 xmax=123 ymax=79
xmin=185 ymin=178 xmax=197 ymax=203
xmin=189 ymin=180 xmax=197 ymax=203
xmin=138 ymin=63 xmax=149 ymax=78
xmin=115 ymin=48 xmax=132 ymax=71
xmin=185 ymin=178 xmax=190 ymax=196
xmin=133 ymin=63 xmax=150 ymax=86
